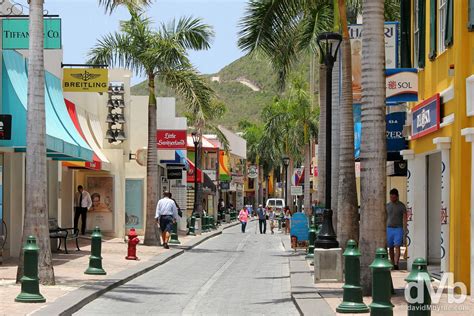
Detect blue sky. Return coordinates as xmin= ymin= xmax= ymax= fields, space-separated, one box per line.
xmin=19 ymin=0 xmax=248 ymax=83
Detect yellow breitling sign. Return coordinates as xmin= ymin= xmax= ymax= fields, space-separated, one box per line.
xmin=63 ymin=68 xmax=108 ymax=92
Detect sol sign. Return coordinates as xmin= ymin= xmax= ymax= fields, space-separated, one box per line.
xmin=2 ymin=18 xmax=61 ymax=49
xmin=63 ymin=68 xmax=109 ymax=93
xmin=386 ymin=68 xmax=419 ymax=103
xmin=156 ymin=130 xmax=186 ymax=149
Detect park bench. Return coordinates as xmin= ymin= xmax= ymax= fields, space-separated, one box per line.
xmin=48 ymin=219 xmax=80 ymax=254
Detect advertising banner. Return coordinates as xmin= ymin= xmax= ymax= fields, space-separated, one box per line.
xmin=63 ymin=68 xmax=108 ymax=92
xmin=411 ymin=94 xmax=441 ymax=139
xmin=2 ymin=18 xmax=61 ymax=49
xmin=386 ymin=112 xmax=408 ymax=152
xmin=156 ymin=130 xmax=187 ymax=149
xmin=125 ymin=179 xmax=144 ymax=229
xmin=349 ymin=22 xmax=398 ymax=102
xmin=290 ymin=186 xmax=303 ymax=196
xmin=290 ymin=213 xmax=309 ymax=249
xmin=386 ymin=68 xmax=418 ymax=103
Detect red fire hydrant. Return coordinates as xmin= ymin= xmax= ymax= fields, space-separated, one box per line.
xmin=125 ymin=228 xmax=140 ymax=260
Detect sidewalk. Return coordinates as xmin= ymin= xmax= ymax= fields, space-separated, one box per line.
xmin=280 ymin=236 xmax=473 ymax=316
xmin=0 ymin=222 xmax=238 ymax=316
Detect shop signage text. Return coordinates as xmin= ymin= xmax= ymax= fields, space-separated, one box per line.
xmin=291 ymin=185 xmax=303 ymax=196
xmin=411 ymin=94 xmax=440 ymax=140
xmin=167 ymin=167 xmax=183 ymax=180
xmin=2 ymin=18 xmax=61 ymax=49
xmin=63 ymin=68 xmax=108 ymax=93
xmin=157 ymin=130 xmax=187 ymax=149
xmin=386 ymin=112 xmax=407 ymax=152
xmin=0 ymin=115 xmax=12 ymax=140
xmin=220 ymin=181 xmax=230 ymax=190
xmin=386 ymin=68 xmax=418 ymax=103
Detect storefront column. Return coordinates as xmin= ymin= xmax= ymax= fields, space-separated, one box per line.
xmin=401 ymin=150 xmax=415 ymax=270
xmin=433 ymin=137 xmax=452 ymax=276
xmin=461 ymin=128 xmax=474 ymax=296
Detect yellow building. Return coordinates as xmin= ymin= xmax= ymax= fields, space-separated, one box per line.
xmin=402 ymin=0 xmax=473 ymax=293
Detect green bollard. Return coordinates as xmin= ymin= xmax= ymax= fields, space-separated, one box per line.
xmin=169 ymin=222 xmax=181 ymax=244
xmin=305 ymin=225 xmax=316 ymax=260
xmin=369 ymin=248 xmax=394 ymax=316
xmin=405 ymin=258 xmax=432 ymax=315
xmin=336 ymin=240 xmax=369 ymax=313
xmin=84 ymin=227 xmax=106 ymax=275
xmin=210 ymin=216 xmax=216 ymax=230
xmin=15 ymin=236 xmax=46 ymax=303
xmin=202 ymin=216 xmax=208 ymax=232
xmin=187 ymin=215 xmax=196 ymax=236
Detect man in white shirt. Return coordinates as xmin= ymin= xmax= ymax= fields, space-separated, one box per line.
xmin=74 ymin=185 xmax=92 ymax=235
xmin=155 ymin=191 xmax=179 ymax=249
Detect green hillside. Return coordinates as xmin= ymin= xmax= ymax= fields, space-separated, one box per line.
xmin=131 ymin=54 xmax=317 ymax=129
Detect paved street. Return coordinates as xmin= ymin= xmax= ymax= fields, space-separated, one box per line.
xmin=75 ymin=221 xmax=299 ymax=316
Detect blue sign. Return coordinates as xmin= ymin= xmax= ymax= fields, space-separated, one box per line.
xmin=386 ymin=112 xmax=407 ymax=152
xmin=411 ymin=94 xmax=440 ymax=139
xmin=354 ymin=104 xmax=362 ymax=159
xmin=386 ymin=68 xmax=419 ymax=104
xmin=290 ymin=212 xmax=309 ymax=242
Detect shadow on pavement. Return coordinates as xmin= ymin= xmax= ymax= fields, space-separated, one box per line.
xmin=252 ymin=298 xmax=293 ymax=305
xmin=254 ymin=276 xmax=290 ymax=280
xmin=188 ymin=248 xmax=244 ymax=254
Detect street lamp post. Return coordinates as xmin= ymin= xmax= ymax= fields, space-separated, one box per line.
xmin=282 ymin=156 xmax=290 ymax=206
xmin=192 ymin=132 xmax=200 ymax=217
xmin=314 ymin=32 xmax=342 ymax=249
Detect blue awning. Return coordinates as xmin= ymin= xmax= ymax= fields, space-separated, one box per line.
xmin=160 ymin=150 xmax=188 ymax=169
xmin=0 ymin=50 xmax=93 ymax=161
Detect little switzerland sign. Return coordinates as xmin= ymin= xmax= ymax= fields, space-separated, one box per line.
xmin=156 ymin=130 xmax=186 ymax=149
xmin=2 ymin=18 xmax=61 ymax=49
xmin=63 ymin=68 xmax=109 ymax=93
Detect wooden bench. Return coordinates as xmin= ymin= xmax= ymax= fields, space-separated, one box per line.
xmin=48 ymin=219 xmax=80 ymax=254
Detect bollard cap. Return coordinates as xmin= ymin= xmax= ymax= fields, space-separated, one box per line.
xmin=405 ymin=257 xmax=433 ymax=283
xmin=91 ymin=226 xmax=102 ymax=238
xmin=343 ymin=239 xmax=361 ymax=257
xmin=24 ymin=235 xmax=40 ymax=251
xmin=369 ymin=248 xmax=393 ymax=270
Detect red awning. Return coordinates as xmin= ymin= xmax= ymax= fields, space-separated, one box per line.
xmin=186 ymin=158 xmax=203 ymax=183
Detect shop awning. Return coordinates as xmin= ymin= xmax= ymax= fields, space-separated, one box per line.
xmin=63 ymin=100 xmax=110 ymax=171
xmin=0 ymin=50 xmax=93 ymax=161
xmin=160 ymin=150 xmax=188 ymax=168
xmin=187 ymin=135 xmax=217 ymax=150
xmin=186 ymin=157 xmax=203 ymax=183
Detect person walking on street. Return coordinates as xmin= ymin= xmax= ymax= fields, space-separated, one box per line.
xmin=256 ymin=204 xmax=266 ymax=234
xmin=268 ymin=208 xmax=276 ymax=234
xmin=156 ymin=191 xmax=179 ymax=249
xmin=238 ymin=206 xmax=249 ymax=233
xmin=74 ymin=185 xmax=92 ymax=235
xmin=386 ymin=188 xmax=407 ymax=270
xmin=284 ymin=206 xmax=291 ymax=234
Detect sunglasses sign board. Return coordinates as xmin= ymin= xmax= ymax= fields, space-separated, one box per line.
xmin=2 ymin=18 xmax=61 ymax=49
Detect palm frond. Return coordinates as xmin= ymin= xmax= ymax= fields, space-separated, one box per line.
xmin=98 ymin=0 xmax=152 ymax=14
xmin=162 ymin=16 xmax=215 ymax=51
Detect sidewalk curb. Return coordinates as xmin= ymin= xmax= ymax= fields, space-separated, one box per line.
xmin=31 ymin=221 xmax=241 ymax=316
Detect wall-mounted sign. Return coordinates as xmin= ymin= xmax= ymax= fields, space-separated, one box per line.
xmin=63 ymin=68 xmax=108 ymax=92
xmin=386 ymin=68 xmax=418 ymax=103
xmin=167 ymin=167 xmax=183 ymax=180
xmin=290 ymin=185 xmax=303 ymax=196
xmin=387 ymin=160 xmax=408 ymax=177
xmin=411 ymin=94 xmax=441 ymax=140
xmin=2 ymin=18 xmax=61 ymax=50
xmin=157 ymin=130 xmax=186 ymax=149
xmin=0 ymin=115 xmax=12 ymax=140
xmin=247 ymin=165 xmax=258 ymax=179
xmin=220 ymin=181 xmax=230 ymax=191
xmin=386 ymin=112 xmax=408 ymax=152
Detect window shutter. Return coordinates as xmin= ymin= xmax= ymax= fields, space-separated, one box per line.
xmin=400 ymin=0 xmax=412 ymax=67
xmin=429 ymin=0 xmax=437 ymax=60
xmin=445 ymin=0 xmax=453 ymax=47
xmin=418 ymin=0 xmax=426 ymax=68
xmin=469 ymin=0 xmax=474 ymax=31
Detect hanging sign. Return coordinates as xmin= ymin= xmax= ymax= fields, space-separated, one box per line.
xmin=2 ymin=18 xmax=61 ymax=49
xmin=386 ymin=68 xmax=418 ymax=103
xmin=0 ymin=115 xmax=12 ymax=140
xmin=290 ymin=185 xmax=303 ymax=196
xmin=247 ymin=165 xmax=258 ymax=179
xmin=386 ymin=112 xmax=408 ymax=152
xmin=411 ymin=94 xmax=441 ymax=140
xmin=157 ymin=130 xmax=187 ymax=149
xmin=63 ymin=68 xmax=108 ymax=92
xmin=167 ymin=167 xmax=183 ymax=180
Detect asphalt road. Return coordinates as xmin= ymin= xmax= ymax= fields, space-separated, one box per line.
xmin=75 ymin=221 xmax=299 ymax=316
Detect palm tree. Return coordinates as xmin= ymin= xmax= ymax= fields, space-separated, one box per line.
xmin=98 ymin=0 xmax=152 ymax=13
xmin=359 ymin=0 xmax=387 ymax=294
xmin=88 ymin=9 xmax=214 ymax=245
xmin=16 ymin=0 xmax=55 ymax=285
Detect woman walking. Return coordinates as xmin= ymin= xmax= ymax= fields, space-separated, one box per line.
xmin=284 ymin=206 xmax=291 ymax=234
xmin=238 ymin=206 xmax=249 ymax=233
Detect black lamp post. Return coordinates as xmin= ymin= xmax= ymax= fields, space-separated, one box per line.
xmin=314 ymin=32 xmax=342 ymax=249
xmin=192 ymin=131 xmax=200 ymax=217
xmin=282 ymin=156 xmax=290 ymax=206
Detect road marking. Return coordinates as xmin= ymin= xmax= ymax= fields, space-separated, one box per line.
xmin=182 ymin=231 xmax=251 ymax=315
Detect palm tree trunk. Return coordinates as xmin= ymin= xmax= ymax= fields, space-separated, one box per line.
xmin=144 ymin=74 xmax=160 ymax=246
xmin=331 ymin=50 xmax=341 ymax=230
xmin=303 ymin=142 xmax=311 ymax=216
xmin=317 ymin=65 xmax=327 ymax=206
xmin=17 ymin=0 xmax=55 ymax=285
xmin=336 ymin=2 xmax=359 ymax=249
xmin=359 ymin=0 xmax=387 ymax=295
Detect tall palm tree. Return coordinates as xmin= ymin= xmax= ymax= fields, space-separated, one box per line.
xmin=17 ymin=0 xmax=55 ymax=285
xmin=99 ymin=0 xmax=152 ymax=13
xmin=88 ymin=9 xmax=214 ymax=245
xmin=359 ymin=0 xmax=387 ymax=294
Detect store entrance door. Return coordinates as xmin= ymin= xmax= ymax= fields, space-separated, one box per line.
xmin=427 ymin=153 xmax=442 ymax=278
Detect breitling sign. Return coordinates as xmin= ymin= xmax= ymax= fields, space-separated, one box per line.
xmin=63 ymin=68 xmax=109 ymax=92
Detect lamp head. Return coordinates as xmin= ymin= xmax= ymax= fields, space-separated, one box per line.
xmin=191 ymin=131 xmax=200 ymax=145
xmin=282 ymin=156 xmax=290 ymax=167
xmin=317 ymin=32 xmax=342 ymax=66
